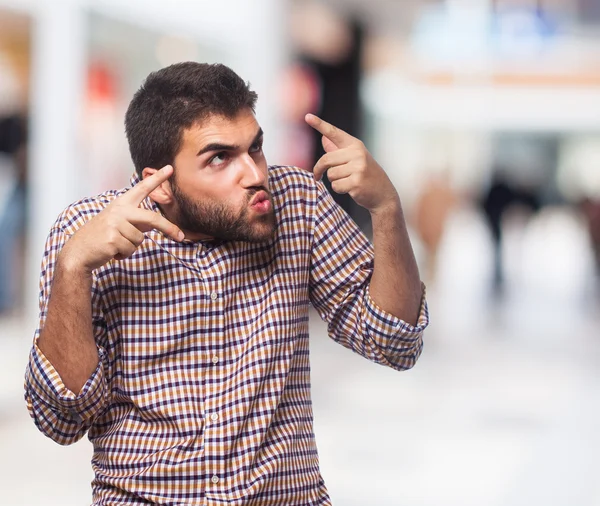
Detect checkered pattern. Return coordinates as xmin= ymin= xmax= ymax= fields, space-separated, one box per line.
xmin=25 ymin=166 xmax=428 ymax=505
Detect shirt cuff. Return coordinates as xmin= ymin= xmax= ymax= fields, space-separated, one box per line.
xmin=25 ymin=339 xmax=108 ymax=423
xmin=363 ymin=282 xmax=429 ymax=341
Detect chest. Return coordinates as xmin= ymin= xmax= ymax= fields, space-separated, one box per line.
xmin=98 ymin=237 xmax=311 ymax=369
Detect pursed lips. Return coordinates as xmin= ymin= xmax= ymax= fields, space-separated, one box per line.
xmin=250 ymin=190 xmax=269 ymax=207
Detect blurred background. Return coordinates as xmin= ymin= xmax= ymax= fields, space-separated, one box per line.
xmin=1 ymin=0 xmax=600 ymax=504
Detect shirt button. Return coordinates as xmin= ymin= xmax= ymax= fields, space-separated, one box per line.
xmin=210 ymin=292 xmax=218 ymax=301
xmin=211 ymin=475 xmax=220 ymax=484
xmin=211 ymin=355 xmax=219 ymax=365
xmin=210 ymin=413 xmax=219 ymax=422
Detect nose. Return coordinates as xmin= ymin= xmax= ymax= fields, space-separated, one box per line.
xmin=240 ymin=156 xmax=266 ymax=188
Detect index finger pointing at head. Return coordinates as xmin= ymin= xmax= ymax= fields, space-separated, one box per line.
xmin=305 ymin=114 xmax=354 ymax=148
xmin=121 ymin=165 xmax=174 ymax=205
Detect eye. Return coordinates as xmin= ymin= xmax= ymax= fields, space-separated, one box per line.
xmin=250 ymin=141 xmax=263 ymax=154
xmin=209 ymin=152 xmax=228 ymax=166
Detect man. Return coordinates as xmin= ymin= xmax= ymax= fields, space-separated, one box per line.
xmin=25 ymin=62 xmax=428 ymax=505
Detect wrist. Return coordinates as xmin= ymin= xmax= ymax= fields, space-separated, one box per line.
xmin=369 ymin=195 xmax=402 ymax=217
xmin=57 ymin=247 xmax=94 ymax=279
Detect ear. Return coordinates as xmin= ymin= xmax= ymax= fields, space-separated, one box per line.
xmin=142 ymin=167 xmax=174 ymax=204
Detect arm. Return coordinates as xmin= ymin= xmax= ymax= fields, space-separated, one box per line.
xmin=369 ymin=200 xmax=421 ymax=325
xmin=24 ymin=226 xmax=110 ymax=445
xmin=307 ymin=114 xmax=423 ymax=324
xmin=37 ymin=256 xmax=98 ymax=393
xmin=25 ymin=166 xmax=184 ymax=444
xmin=309 ymin=180 xmax=428 ymax=371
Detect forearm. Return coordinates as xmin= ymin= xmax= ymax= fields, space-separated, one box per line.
xmin=37 ymin=256 xmax=98 ymax=394
xmin=369 ymin=198 xmax=422 ymax=325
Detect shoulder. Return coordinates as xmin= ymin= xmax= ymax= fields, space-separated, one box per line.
xmin=268 ymin=165 xmax=316 ymax=194
xmin=269 ymin=164 xmax=334 ymax=206
xmin=268 ymin=165 xmax=322 ymax=209
xmin=50 ymin=187 xmax=129 ymax=236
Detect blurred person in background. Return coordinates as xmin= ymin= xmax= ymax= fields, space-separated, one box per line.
xmin=0 ymin=112 xmax=27 ymax=316
xmin=481 ymin=167 xmax=542 ymax=293
xmin=414 ymin=171 xmax=457 ymax=282
xmin=580 ymin=198 xmax=600 ymax=279
xmin=24 ymin=62 xmax=428 ymax=505
xmin=480 ymin=135 xmax=559 ymax=294
xmin=290 ymin=0 xmax=371 ymax=236
xmin=556 ymin=135 xmax=600 ymax=286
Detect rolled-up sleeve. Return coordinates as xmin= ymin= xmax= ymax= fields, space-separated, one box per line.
xmin=25 ymin=342 xmax=109 ymax=445
xmin=309 ymin=181 xmax=429 ymax=371
xmin=360 ymin=283 xmax=428 ymax=369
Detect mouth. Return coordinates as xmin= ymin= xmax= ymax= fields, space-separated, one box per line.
xmin=250 ymin=190 xmax=269 ymax=206
xmin=249 ymin=190 xmax=272 ymax=213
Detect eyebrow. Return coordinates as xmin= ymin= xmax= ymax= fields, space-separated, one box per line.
xmin=196 ymin=128 xmax=264 ymax=157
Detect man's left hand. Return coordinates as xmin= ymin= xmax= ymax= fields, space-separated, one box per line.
xmin=306 ymin=113 xmax=399 ymax=214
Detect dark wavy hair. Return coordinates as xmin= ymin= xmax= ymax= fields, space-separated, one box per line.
xmin=125 ymin=62 xmax=258 ymax=176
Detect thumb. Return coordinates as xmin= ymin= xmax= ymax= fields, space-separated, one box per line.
xmin=322 ymin=135 xmax=338 ymax=153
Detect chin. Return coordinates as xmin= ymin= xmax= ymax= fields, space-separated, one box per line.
xmin=246 ymin=220 xmax=277 ymax=243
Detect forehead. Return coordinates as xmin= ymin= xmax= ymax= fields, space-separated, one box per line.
xmin=181 ymin=109 xmax=260 ymax=148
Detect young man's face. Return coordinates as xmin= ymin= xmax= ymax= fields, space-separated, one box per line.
xmin=166 ymin=108 xmax=276 ymax=243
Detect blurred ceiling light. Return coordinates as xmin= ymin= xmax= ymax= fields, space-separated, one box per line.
xmin=492 ymin=2 xmax=556 ymax=59
xmin=412 ymin=1 xmax=492 ymax=67
xmin=155 ymin=35 xmax=198 ymax=67
xmin=290 ymin=0 xmax=353 ymax=65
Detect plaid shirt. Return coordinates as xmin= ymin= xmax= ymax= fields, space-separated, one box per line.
xmin=25 ymin=165 xmax=428 ymax=505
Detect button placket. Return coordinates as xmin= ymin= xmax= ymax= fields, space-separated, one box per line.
xmin=203 ymin=265 xmax=225 ymax=495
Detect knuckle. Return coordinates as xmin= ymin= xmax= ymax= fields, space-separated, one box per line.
xmin=160 ymin=219 xmax=174 ymax=234
xmin=136 ymin=180 xmax=150 ymax=193
xmin=148 ymin=213 xmax=159 ymax=227
xmin=357 ymin=153 xmax=368 ymax=167
xmin=106 ymin=229 xmax=120 ymax=244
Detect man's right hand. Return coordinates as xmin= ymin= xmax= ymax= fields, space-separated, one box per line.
xmin=59 ymin=165 xmax=184 ymax=273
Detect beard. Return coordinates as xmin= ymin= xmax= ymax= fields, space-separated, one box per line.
xmin=170 ymin=178 xmax=277 ymax=243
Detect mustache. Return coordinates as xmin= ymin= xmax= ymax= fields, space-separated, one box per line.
xmin=246 ymin=187 xmax=271 ymax=202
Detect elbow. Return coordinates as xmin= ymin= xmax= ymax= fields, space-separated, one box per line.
xmin=33 ymin=416 xmax=87 ymax=446
xmin=391 ymin=339 xmax=423 ymax=371
xmin=26 ymin=396 xmax=87 ymax=446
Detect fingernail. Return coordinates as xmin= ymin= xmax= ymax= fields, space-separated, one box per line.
xmin=178 ymin=231 xmax=185 ymax=241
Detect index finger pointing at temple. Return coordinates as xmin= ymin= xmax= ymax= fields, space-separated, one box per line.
xmin=304 ymin=114 xmax=354 ymax=148
xmin=120 ymin=165 xmax=174 ymax=206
